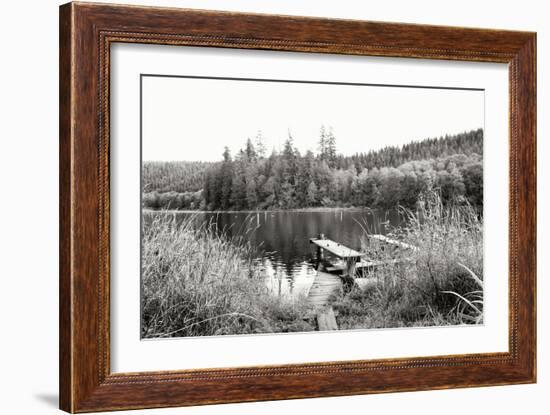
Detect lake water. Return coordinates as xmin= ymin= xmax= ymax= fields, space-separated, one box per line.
xmin=149 ymin=209 xmax=403 ymax=298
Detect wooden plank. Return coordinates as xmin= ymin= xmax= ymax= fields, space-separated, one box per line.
xmin=309 ymin=238 xmax=363 ymax=259
xmin=369 ymin=234 xmax=418 ymax=251
xmin=325 ymin=258 xmax=414 ymax=273
xmin=306 ymin=271 xmax=342 ymax=308
xmin=316 ymin=307 xmax=338 ymax=331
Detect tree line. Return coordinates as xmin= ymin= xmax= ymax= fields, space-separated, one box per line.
xmin=142 ymin=128 xmax=483 ymax=212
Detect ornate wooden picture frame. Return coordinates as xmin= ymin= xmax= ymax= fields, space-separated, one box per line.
xmin=59 ymin=2 xmax=536 ymax=412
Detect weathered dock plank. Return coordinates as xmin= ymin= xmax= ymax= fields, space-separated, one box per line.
xmin=369 ymin=234 xmax=418 ymax=251
xmin=316 ymin=307 xmax=338 ymax=331
xmin=325 ymin=257 xmax=414 ymax=274
xmin=306 ymin=271 xmax=342 ymax=308
xmin=306 ymin=271 xmax=342 ymax=331
xmin=309 ymin=238 xmax=363 ymax=259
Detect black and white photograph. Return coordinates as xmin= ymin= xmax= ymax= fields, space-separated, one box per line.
xmin=140 ymin=75 xmax=484 ymax=339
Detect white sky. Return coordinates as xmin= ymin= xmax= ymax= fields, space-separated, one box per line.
xmin=142 ymin=76 xmax=483 ymax=162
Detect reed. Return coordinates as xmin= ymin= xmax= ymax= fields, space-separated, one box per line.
xmin=333 ymin=192 xmax=484 ymax=329
xmin=141 ymin=212 xmax=314 ymax=338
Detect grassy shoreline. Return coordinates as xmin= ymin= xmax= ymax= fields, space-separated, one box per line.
xmin=143 ymin=206 xmax=371 ymax=214
xmin=142 ymin=193 xmax=483 ymax=337
xmin=141 ymin=214 xmax=315 ymax=338
xmin=332 ymin=193 xmax=483 ymax=329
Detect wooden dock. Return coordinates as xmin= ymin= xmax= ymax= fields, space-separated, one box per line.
xmin=306 ymin=234 xmax=417 ymax=331
xmin=310 ymin=233 xmax=417 ymax=276
xmin=307 ymin=235 xmax=361 ymax=331
xmin=306 ymin=271 xmax=341 ymax=331
xmin=310 ymin=235 xmax=363 ymax=278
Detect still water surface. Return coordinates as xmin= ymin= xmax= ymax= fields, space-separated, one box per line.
xmin=151 ymin=209 xmax=403 ymax=297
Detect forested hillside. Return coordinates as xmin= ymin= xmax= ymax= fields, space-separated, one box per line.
xmin=143 ymin=161 xmax=212 ymax=193
xmin=142 ymin=128 xmax=483 ymax=212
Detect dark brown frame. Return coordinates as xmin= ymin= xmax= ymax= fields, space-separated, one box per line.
xmin=59 ymin=2 xmax=537 ymax=413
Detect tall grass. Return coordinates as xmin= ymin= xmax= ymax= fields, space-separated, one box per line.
xmin=141 ymin=213 xmax=314 ymax=338
xmin=333 ymin=192 xmax=483 ymax=329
